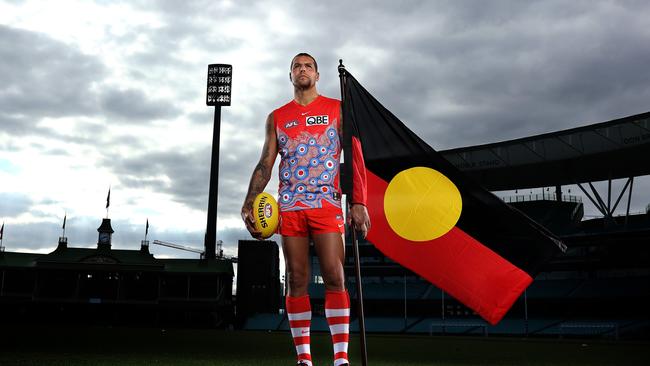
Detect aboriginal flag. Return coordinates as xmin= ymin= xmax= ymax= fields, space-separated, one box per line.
xmin=342 ymin=71 xmax=566 ymax=325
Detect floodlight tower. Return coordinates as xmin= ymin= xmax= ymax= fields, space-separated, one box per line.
xmin=204 ymin=64 xmax=232 ymax=260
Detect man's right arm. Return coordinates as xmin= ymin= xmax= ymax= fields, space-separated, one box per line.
xmin=241 ymin=113 xmax=278 ymax=239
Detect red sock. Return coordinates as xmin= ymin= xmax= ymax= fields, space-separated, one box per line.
xmin=325 ymin=290 xmax=350 ymax=366
xmin=286 ymin=295 xmax=312 ymax=366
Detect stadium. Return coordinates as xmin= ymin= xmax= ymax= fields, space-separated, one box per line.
xmin=1 ymin=112 xmax=649 ymax=365
xmin=239 ymin=111 xmax=650 ymax=340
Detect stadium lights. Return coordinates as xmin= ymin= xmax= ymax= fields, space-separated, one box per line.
xmin=204 ymin=63 xmax=232 ymax=260
xmin=206 ymin=64 xmax=232 ymax=106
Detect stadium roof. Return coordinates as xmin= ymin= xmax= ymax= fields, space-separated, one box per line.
xmin=0 ymin=247 xmax=233 ymax=274
xmin=440 ymin=112 xmax=650 ymax=190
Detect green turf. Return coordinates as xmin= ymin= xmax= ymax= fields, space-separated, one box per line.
xmin=0 ymin=326 xmax=647 ymax=366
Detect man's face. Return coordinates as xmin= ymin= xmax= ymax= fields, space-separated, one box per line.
xmin=290 ymin=55 xmax=319 ymax=89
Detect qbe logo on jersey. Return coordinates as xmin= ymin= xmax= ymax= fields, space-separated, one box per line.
xmin=306 ymin=115 xmax=329 ymax=126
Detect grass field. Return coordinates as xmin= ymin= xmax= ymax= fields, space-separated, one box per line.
xmin=0 ymin=325 xmax=647 ymax=366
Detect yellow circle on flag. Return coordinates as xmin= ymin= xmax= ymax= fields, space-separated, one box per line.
xmin=384 ymin=167 xmax=462 ymax=242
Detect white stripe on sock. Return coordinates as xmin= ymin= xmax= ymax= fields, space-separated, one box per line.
xmin=334 ymin=358 xmax=349 ymax=366
xmin=291 ymin=327 xmax=310 ymax=338
xmin=325 ymin=308 xmax=350 ymax=317
xmin=296 ymin=343 xmax=310 ymax=355
xmin=288 ymin=311 xmax=311 ymax=321
xmin=329 ymin=323 xmax=349 ymax=335
xmin=333 ymin=341 xmax=348 ymax=353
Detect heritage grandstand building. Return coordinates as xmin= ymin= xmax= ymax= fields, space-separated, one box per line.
xmin=243 ymin=111 xmax=650 ymax=339
xmin=0 ymin=217 xmax=234 ymax=327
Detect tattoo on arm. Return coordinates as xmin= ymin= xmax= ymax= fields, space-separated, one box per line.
xmin=243 ymin=113 xmax=277 ymax=208
xmin=245 ymin=162 xmax=270 ymax=205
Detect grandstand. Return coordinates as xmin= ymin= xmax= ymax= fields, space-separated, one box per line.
xmin=242 ymin=112 xmax=650 ymax=339
xmin=1 ymin=112 xmax=648 ymax=339
xmin=0 ymin=218 xmax=234 ymax=328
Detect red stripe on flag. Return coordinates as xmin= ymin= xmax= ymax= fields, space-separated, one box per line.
xmin=365 ymin=169 xmax=532 ymax=325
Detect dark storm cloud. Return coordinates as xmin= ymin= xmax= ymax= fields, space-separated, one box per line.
xmin=0 ymin=25 xmax=105 ymax=145
xmin=0 ymin=192 xmax=33 ymax=217
xmin=0 ymin=24 xmax=185 ymax=146
xmin=0 ymin=25 xmax=103 ymax=123
xmin=0 ymin=221 xmax=63 ymax=252
xmin=138 ymin=0 xmax=650 ymax=224
xmin=111 ymin=1 xmax=250 ymax=105
xmin=297 ymin=1 xmax=650 ymax=149
xmin=100 ymin=128 xmax=265 ymax=222
xmin=100 ymin=88 xmax=180 ymax=122
xmin=40 ymin=147 xmax=71 ymax=157
xmin=0 ymin=114 xmax=33 ymax=137
xmin=4 ymin=0 xmax=650 ymax=256
xmin=187 ymin=110 xmax=211 ymax=125
xmin=216 ymin=139 xmax=270 ymax=216
xmin=101 ymin=147 xmax=210 ymax=210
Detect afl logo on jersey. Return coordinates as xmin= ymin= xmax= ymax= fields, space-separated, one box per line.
xmin=285 ymin=120 xmax=299 ymax=129
xmin=306 ymin=115 xmax=329 ymax=126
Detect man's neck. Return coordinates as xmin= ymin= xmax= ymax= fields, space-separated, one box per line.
xmin=293 ymin=87 xmax=319 ymax=106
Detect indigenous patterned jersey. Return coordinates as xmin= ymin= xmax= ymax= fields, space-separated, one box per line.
xmin=274 ymin=95 xmax=342 ymax=211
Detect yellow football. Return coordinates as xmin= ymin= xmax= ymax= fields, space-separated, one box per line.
xmin=253 ymin=192 xmax=279 ymax=239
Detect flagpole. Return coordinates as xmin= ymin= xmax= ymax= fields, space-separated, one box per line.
xmin=338 ymin=59 xmax=369 ymax=366
xmin=106 ymin=186 xmax=111 ymax=219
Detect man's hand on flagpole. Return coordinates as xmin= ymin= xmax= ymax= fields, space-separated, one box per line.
xmin=349 ymin=203 xmax=371 ymax=239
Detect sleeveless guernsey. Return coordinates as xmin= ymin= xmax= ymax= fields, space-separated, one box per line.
xmin=273 ymin=95 xmax=342 ymax=211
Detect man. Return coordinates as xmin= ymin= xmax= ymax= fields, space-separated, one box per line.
xmin=241 ymin=53 xmax=370 ymax=366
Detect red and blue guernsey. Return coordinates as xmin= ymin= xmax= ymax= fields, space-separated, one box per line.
xmin=274 ymin=95 xmax=367 ymax=212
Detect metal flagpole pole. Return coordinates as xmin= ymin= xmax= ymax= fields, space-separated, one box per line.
xmin=106 ymin=186 xmax=110 ymax=218
xmin=524 ymin=289 xmax=529 ymax=336
xmin=338 ymin=59 xmax=369 ymax=366
xmin=403 ymin=273 xmax=408 ymax=332
xmin=441 ymin=290 xmax=446 ymax=334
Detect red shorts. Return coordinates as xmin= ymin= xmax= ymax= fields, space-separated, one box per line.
xmin=279 ymin=204 xmax=345 ymax=237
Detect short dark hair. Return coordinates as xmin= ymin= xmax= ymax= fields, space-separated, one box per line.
xmin=291 ymin=52 xmax=318 ymax=72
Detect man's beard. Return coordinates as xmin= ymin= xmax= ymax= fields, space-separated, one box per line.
xmin=294 ymin=76 xmax=313 ymax=90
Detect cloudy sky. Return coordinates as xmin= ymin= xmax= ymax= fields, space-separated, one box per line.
xmin=1 ymin=0 xmax=649 ymax=259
